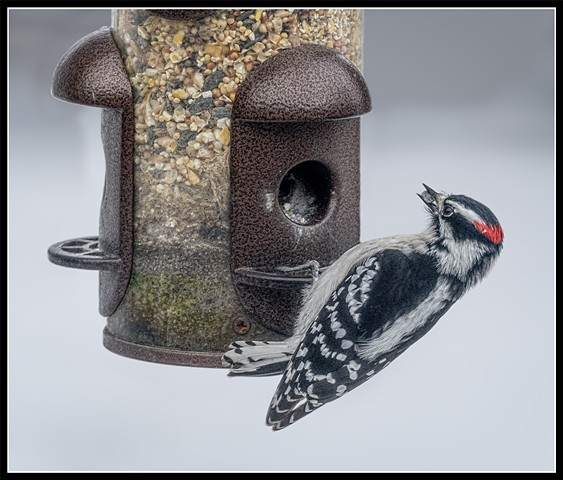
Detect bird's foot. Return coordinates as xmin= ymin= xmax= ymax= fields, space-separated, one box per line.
xmin=277 ymin=260 xmax=321 ymax=283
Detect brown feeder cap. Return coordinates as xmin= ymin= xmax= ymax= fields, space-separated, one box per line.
xmin=147 ymin=10 xmax=215 ymax=21
xmin=233 ymin=44 xmax=372 ymax=123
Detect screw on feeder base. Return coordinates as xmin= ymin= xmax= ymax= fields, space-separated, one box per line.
xmin=233 ymin=318 xmax=251 ymax=335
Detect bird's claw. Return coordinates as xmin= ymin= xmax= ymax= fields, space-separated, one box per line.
xmin=277 ymin=260 xmax=321 ymax=283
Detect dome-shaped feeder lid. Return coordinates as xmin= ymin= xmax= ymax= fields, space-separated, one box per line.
xmin=232 ymin=44 xmax=372 ymax=123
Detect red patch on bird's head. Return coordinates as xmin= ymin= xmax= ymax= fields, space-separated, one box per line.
xmin=474 ymin=221 xmax=504 ymax=244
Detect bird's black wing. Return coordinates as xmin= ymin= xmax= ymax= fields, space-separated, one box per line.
xmin=266 ymin=249 xmax=439 ymax=430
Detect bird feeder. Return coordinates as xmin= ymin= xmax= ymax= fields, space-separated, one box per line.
xmin=48 ymin=9 xmax=372 ymax=367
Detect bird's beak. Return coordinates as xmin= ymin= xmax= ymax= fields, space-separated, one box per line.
xmin=418 ymin=184 xmax=440 ymax=212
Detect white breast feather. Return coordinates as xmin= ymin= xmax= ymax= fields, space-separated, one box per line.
xmin=289 ymin=232 xmax=435 ymax=346
xmin=357 ymin=279 xmax=453 ymax=362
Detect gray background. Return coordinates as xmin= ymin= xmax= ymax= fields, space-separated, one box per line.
xmin=8 ymin=9 xmax=554 ymax=471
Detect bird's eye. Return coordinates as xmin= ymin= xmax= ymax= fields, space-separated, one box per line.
xmin=442 ymin=204 xmax=454 ymax=217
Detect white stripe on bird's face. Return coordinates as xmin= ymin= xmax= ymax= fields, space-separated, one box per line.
xmin=446 ymin=199 xmax=486 ymax=224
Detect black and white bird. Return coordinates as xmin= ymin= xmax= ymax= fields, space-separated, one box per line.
xmin=223 ymin=185 xmax=504 ymax=430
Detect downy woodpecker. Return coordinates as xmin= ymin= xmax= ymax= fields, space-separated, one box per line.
xmin=223 ymin=185 xmax=504 ymax=430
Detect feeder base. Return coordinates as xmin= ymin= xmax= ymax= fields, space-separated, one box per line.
xmin=102 ymin=328 xmax=224 ymax=368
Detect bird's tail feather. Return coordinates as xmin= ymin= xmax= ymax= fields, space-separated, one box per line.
xmin=266 ymin=387 xmax=323 ymax=431
xmin=222 ymin=341 xmax=292 ymax=377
